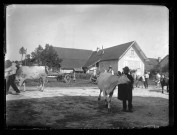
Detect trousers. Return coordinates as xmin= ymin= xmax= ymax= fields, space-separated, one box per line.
xmin=6 ymin=74 xmax=20 ymax=94
xmin=123 ymin=99 xmax=132 ymax=110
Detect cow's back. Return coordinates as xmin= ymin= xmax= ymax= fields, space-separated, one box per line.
xmin=97 ymin=72 xmax=115 ymax=91
xmin=16 ymin=66 xmax=48 ymax=79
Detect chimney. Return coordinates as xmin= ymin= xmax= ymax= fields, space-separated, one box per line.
xmin=102 ymin=46 xmax=104 ymax=54
xmin=158 ymin=57 xmax=161 ymax=62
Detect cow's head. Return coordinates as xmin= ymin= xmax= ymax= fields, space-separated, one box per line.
xmin=117 ymin=75 xmax=130 ymax=85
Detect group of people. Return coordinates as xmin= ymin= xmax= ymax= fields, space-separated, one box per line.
xmin=154 ymin=72 xmax=167 ymax=88
xmin=134 ymin=71 xmax=150 ymax=89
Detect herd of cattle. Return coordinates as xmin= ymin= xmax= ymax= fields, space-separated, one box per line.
xmin=13 ymin=65 xmax=169 ymax=111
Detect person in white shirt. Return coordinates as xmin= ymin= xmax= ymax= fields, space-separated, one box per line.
xmin=144 ymin=71 xmax=149 ymax=89
xmin=155 ymin=72 xmax=161 ymax=88
xmin=5 ymin=62 xmax=20 ymax=95
xmin=141 ymin=75 xmax=146 ymax=88
xmin=107 ymin=65 xmax=114 ymax=75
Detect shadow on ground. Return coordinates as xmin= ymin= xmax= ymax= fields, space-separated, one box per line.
xmin=6 ymin=95 xmax=169 ymax=129
xmin=148 ymin=89 xmax=168 ymax=94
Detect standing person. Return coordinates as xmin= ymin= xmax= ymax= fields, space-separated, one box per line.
xmin=155 ymin=72 xmax=161 ymax=88
xmin=144 ymin=71 xmax=149 ymax=89
xmin=107 ymin=65 xmax=114 ymax=75
xmin=118 ymin=66 xmax=134 ymax=112
xmin=141 ymin=75 xmax=146 ymax=88
xmin=73 ymin=70 xmax=76 ymax=82
xmin=5 ymin=62 xmax=20 ymax=95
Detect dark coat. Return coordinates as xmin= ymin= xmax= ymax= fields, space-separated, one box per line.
xmin=118 ymin=73 xmax=134 ymax=101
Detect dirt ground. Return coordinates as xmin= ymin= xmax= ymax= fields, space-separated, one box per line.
xmin=6 ymin=85 xmax=169 ymax=129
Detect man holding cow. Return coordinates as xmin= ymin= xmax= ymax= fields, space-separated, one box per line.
xmin=118 ymin=66 xmax=134 ymax=112
xmin=5 ymin=62 xmax=20 ymax=95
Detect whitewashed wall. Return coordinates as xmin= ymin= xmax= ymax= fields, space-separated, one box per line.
xmin=60 ymin=69 xmax=73 ymax=73
xmin=118 ymin=46 xmax=144 ymax=75
xmin=99 ymin=60 xmax=118 ymax=73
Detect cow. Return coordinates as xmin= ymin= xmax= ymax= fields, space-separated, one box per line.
xmin=15 ymin=66 xmax=49 ymax=92
xmin=97 ymin=72 xmax=130 ymax=112
xmin=160 ymin=75 xmax=169 ymax=93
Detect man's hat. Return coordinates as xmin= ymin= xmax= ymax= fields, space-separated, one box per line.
xmin=109 ymin=65 xmax=112 ymax=68
xmin=123 ymin=66 xmax=130 ymax=72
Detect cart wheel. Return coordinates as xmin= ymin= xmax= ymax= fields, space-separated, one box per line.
xmin=45 ymin=78 xmax=48 ymax=84
xmin=64 ymin=74 xmax=71 ymax=83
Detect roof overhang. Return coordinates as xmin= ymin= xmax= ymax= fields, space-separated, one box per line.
xmin=118 ymin=41 xmax=148 ymax=63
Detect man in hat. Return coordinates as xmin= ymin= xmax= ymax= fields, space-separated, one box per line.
xmin=107 ymin=65 xmax=114 ymax=75
xmin=5 ymin=62 xmax=20 ymax=95
xmin=118 ymin=66 xmax=134 ymax=112
xmin=144 ymin=71 xmax=149 ymax=89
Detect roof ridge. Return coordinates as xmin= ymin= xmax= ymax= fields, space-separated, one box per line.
xmin=53 ymin=46 xmax=92 ymax=51
xmin=103 ymin=41 xmax=135 ymax=50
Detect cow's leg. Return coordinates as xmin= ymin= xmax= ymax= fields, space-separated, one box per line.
xmin=38 ymin=78 xmax=42 ymax=91
xmin=98 ymin=89 xmax=102 ymax=101
xmin=107 ymin=91 xmax=113 ymax=112
xmin=103 ymin=90 xmax=108 ymax=107
xmin=23 ymin=82 xmax=26 ymax=92
xmin=19 ymin=79 xmax=25 ymax=92
xmin=41 ymin=78 xmax=45 ymax=92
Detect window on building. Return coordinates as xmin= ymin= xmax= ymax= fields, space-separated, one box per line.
xmin=131 ymin=50 xmax=134 ymax=55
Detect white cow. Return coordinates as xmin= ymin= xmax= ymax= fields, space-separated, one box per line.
xmin=15 ymin=66 xmax=49 ymax=92
xmin=97 ymin=72 xmax=130 ymax=111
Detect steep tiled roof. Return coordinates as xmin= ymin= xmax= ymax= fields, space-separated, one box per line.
xmin=83 ymin=41 xmax=147 ymax=68
xmin=159 ymin=55 xmax=169 ymax=64
xmin=101 ymin=41 xmax=134 ymax=60
xmin=53 ymin=47 xmax=92 ymax=69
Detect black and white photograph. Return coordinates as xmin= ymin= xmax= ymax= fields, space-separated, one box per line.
xmin=5 ymin=4 xmax=171 ymax=129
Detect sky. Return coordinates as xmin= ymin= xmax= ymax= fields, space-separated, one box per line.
xmin=6 ymin=4 xmax=169 ymax=61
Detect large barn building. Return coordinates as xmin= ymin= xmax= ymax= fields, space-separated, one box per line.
xmin=83 ymin=41 xmax=148 ymax=76
xmin=53 ymin=47 xmax=92 ymax=73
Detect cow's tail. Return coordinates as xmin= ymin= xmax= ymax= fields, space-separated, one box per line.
xmin=45 ymin=65 xmax=49 ymax=74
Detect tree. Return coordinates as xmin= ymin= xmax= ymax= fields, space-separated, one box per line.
xmin=25 ymin=54 xmax=31 ymax=66
xmin=41 ymin=44 xmax=62 ymax=70
xmin=19 ymin=47 xmax=27 ymax=63
xmin=30 ymin=44 xmax=62 ymax=69
xmin=31 ymin=45 xmax=44 ymax=65
xmin=5 ymin=60 xmax=12 ymax=68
